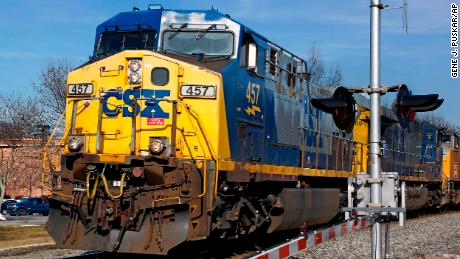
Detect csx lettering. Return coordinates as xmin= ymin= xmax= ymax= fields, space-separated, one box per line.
xmin=103 ymin=89 xmax=170 ymax=118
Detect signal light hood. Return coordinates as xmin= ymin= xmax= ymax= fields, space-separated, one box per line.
xmin=311 ymin=87 xmax=356 ymax=133
xmin=393 ymin=84 xmax=443 ymax=129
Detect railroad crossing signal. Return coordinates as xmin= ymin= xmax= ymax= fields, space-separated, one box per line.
xmin=311 ymin=84 xmax=443 ymax=132
xmin=310 ymin=83 xmax=443 ymax=259
xmin=311 ymin=86 xmax=356 ymax=133
xmin=392 ymin=84 xmax=444 ymax=129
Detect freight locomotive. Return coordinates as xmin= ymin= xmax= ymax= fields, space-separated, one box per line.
xmin=45 ymin=5 xmax=459 ymax=255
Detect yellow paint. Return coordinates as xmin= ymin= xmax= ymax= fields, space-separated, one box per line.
xmin=353 ymin=110 xmax=369 ymax=173
xmin=218 ymin=160 xmax=352 ymax=178
xmin=442 ymin=148 xmax=460 ymax=191
xmin=64 ymin=50 xmax=231 ymax=163
xmin=99 ymin=154 xmax=126 ymax=163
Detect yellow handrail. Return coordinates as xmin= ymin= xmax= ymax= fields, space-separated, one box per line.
xmin=41 ymin=109 xmax=74 ymax=201
xmin=180 ymin=102 xmax=220 ymax=198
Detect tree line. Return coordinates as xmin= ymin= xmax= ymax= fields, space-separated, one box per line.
xmin=0 ymin=59 xmax=69 ymax=204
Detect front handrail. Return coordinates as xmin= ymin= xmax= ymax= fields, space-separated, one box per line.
xmin=41 ymin=108 xmax=75 ymax=202
xmin=68 ymin=96 xmax=179 ymax=156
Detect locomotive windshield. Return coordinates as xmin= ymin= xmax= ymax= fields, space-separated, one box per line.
xmin=96 ymin=30 xmax=156 ymax=56
xmin=162 ymin=31 xmax=234 ymax=56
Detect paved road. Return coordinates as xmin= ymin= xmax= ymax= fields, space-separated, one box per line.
xmin=0 ymin=215 xmax=48 ymax=226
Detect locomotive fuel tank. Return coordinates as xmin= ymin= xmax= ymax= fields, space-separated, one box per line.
xmin=405 ymin=187 xmax=429 ymax=211
xmin=267 ymin=188 xmax=340 ymax=233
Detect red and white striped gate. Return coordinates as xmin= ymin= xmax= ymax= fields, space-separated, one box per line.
xmin=248 ymin=217 xmax=367 ymax=259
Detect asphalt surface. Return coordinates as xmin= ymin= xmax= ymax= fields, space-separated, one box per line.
xmin=0 ymin=215 xmax=48 ymax=226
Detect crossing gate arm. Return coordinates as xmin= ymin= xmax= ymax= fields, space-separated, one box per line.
xmin=247 ymin=217 xmax=367 ymax=259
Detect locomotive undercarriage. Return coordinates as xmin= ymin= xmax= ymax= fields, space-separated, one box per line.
xmin=403 ymin=181 xmax=446 ymax=210
xmin=212 ymin=175 xmax=344 ymax=240
xmin=47 ymin=154 xmax=344 ymax=255
xmin=48 ymin=154 xmax=213 ymax=255
xmin=443 ymin=180 xmax=460 ymax=206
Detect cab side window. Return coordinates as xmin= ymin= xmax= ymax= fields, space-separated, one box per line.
xmin=241 ymin=34 xmax=258 ymax=72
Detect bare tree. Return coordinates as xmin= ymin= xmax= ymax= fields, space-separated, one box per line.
xmin=0 ymin=93 xmax=43 ymax=208
xmin=306 ymin=43 xmax=343 ymax=88
xmin=33 ymin=58 xmax=72 ymax=126
xmin=306 ymin=44 xmax=325 ymax=87
xmin=324 ymin=61 xmax=343 ymax=88
xmin=419 ymin=113 xmax=454 ymax=130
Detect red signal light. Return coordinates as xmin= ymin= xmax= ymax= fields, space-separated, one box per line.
xmin=393 ymin=84 xmax=443 ymax=129
xmin=409 ymin=111 xmax=416 ymax=122
xmin=311 ymin=87 xmax=356 ymax=133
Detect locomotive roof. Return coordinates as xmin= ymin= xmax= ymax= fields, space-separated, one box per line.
xmin=95 ymin=8 xmax=238 ymax=41
xmin=94 ymin=7 xmax=305 ymax=64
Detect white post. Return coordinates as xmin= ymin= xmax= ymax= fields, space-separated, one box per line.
xmin=399 ymin=181 xmax=406 ymax=227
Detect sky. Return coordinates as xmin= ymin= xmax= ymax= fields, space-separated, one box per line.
xmin=0 ymin=0 xmax=457 ymax=123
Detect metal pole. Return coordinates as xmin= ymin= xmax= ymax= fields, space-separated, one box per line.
xmin=384 ymin=221 xmax=390 ymax=259
xmin=370 ymin=0 xmax=382 ymax=258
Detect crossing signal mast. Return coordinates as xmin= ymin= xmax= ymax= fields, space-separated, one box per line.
xmin=311 ymin=1 xmax=443 ymax=259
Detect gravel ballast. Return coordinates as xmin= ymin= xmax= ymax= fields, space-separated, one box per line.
xmin=299 ymin=211 xmax=460 ymax=259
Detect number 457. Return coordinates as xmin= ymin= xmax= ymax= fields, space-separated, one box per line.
xmin=246 ymin=82 xmax=260 ymax=105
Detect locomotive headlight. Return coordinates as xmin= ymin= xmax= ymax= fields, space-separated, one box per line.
xmin=128 ymin=59 xmax=141 ymax=72
xmin=128 ymin=72 xmax=142 ymax=84
xmin=149 ymin=139 xmax=165 ymax=154
xmin=127 ymin=59 xmax=142 ymax=85
xmin=68 ymin=137 xmax=83 ymax=152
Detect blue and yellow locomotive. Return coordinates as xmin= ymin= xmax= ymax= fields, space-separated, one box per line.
xmin=46 ymin=6 xmax=455 ymax=255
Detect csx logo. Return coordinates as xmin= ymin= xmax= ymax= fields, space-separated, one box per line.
xmin=103 ymin=89 xmax=170 ymax=118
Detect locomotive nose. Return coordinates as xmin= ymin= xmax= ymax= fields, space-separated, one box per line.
xmin=65 ymin=51 xmax=180 ymax=158
xmin=54 ymin=47 xmax=225 ymax=255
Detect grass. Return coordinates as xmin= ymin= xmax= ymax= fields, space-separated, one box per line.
xmin=0 ymin=226 xmax=54 ymax=249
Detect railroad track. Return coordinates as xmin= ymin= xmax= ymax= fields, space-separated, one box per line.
xmin=10 ymin=208 xmax=459 ymax=259
xmin=60 ymin=251 xmax=105 ymax=259
xmin=54 ymin=218 xmax=366 ymax=259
